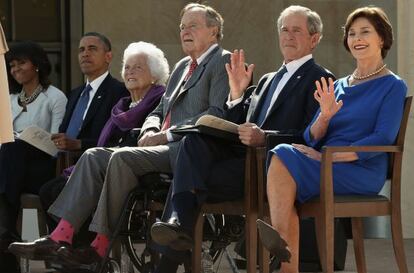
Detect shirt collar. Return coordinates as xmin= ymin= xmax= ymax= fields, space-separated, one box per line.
xmin=86 ymin=71 xmax=109 ymax=91
xmin=283 ymin=54 xmax=312 ymax=75
xmin=195 ymin=43 xmax=218 ymax=65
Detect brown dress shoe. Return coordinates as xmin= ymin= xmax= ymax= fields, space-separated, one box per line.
xmin=56 ymin=245 xmax=103 ymax=270
xmin=257 ymin=219 xmax=291 ymax=263
xmin=151 ymin=217 xmax=193 ymax=251
xmin=8 ymin=236 xmax=70 ymax=261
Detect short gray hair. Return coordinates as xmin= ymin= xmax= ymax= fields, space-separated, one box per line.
xmin=121 ymin=42 xmax=170 ymax=86
xmin=180 ymin=3 xmax=224 ymax=41
xmin=277 ymin=5 xmax=323 ymax=41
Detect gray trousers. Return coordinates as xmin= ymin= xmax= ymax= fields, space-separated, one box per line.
xmin=48 ymin=145 xmax=171 ymax=235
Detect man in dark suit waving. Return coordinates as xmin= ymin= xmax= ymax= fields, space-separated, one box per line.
xmin=150 ymin=5 xmax=334 ymax=272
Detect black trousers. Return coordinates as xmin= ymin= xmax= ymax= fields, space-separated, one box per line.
xmin=156 ymin=134 xmax=246 ymax=262
xmin=0 ymin=140 xmax=56 ymax=273
xmin=0 ymin=140 xmax=56 ymax=232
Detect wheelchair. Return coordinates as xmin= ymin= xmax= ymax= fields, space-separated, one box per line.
xmin=95 ymin=173 xmax=247 ymax=273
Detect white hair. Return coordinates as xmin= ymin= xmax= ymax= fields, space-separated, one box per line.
xmin=121 ymin=41 xmax=170 ymax=86
xmin=277 ymin=5 xmax=323 ymax=42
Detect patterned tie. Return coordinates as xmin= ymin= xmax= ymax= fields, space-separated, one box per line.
xmin=255 ymin=65 xmax=287 ymax=125
xmin=161 ymin=60 xmax=198 ymax=130
xmin=66 ymin=84 xmax=93 ymax=138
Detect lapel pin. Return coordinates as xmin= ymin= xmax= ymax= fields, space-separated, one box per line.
xmin=97 ymin=95 xmax=102 ymax=99
xmin=297 ymin=76 xmax=301 ymax=79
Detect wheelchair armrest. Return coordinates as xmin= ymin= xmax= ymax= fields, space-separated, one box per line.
xmin=130 ymin=128 xmax=141 ymax=139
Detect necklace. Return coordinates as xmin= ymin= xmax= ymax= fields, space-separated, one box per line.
xmin=352 ymin=64 xmax=387 ymax=80
xmin=18 ymin=84 xmax=44 ymax=105
xmin=129 ymin=98 xmax=142 ymax=109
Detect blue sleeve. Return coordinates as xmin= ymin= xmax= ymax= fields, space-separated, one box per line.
xmin=303 ymin=108 xmax=320 ymax=147
xmin=354 ymin=80 xmax=407 ymax=161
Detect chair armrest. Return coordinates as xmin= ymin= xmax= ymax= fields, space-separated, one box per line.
xmin=321 ymin=145 xmax=401 ymax=154
xmin=56 ymin=150 xmax=83 ymax=175
xmin=318 ymin=145 xmax=402 ymax=208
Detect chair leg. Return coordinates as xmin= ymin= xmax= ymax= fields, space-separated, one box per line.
xmin=351 ymin=217 xmax=367 ymax=273
xmin=390 ymin=211 xmax=409 ymax=273
xmin=37 ymin=209 xmax=48 ymax=236
xmin=245 ymin=211 xmax=258 ymax=273
xmin=315 ymin=216 xmax=334 ymax=273
xmin=192 ymin=212 xmax=204 ymax=273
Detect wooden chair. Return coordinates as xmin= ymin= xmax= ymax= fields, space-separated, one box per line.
xmin=192 ymin=146 xmax=259 ymax=273
xmin=257 ymin=96 xmax=412 ymax=273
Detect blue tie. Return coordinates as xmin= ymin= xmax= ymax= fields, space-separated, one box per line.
xmin=255 ymin=66 xmax=287 ymax=125
xmin=66 ymin=84 xmax=92 ymax=138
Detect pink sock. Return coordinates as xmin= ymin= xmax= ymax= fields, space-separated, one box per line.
xmin=50 ymin=218 xmax=74 ymax=244
xmin=90 ymin=233 xmax=110 ymax=257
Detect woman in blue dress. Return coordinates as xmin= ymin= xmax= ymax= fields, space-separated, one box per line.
xmin=257 ymin=6 xmax=407 ymax=273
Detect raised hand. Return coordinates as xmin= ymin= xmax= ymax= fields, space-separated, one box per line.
xmin=314 ymin=77 xmax=343 ymax=121
xmin=225 ymin=49 xmax=255 ymax=100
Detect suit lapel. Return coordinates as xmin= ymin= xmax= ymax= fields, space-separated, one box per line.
xmin=81 ymin=74 xmax=111 ymax=128
xmin=168 ymin=47 xmax=220 ymax=111
xmin=263 ymin=59 xmax=315 ymax=123
xmin=248 ymin=72 xmax=276 ymax=122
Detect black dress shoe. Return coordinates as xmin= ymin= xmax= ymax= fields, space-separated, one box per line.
xmin=257 ymin=219 xmax=291 ymax=263
xmin=8 ymin=236 xmax=69 ymax=261
xmin=0 ymin=231 xmax=21 ymax=251
xmin=56 ymin=245 xmax=102 ymax=270
xmin=151 ymin=218 xmax=193 ymax=251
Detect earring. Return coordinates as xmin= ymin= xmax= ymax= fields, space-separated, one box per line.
xmin=35 ymin=68 xmax=39 ymax=72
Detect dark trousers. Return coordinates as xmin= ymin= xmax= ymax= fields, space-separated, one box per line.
xmin=38 ymin=176 xmax=95 ymax=247
xmin=157 ymin=134 xmax=246 ymax=262
xmin=0 ymin=140 xmax=56 ymax=273
xmin=0 ymin=140 xmax=56 ymax=235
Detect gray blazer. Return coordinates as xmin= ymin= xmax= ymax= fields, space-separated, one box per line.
xmin=141 ymin=46 xmax=231 ymax=165
xmin=11 ymin=85 xmax=67 ymax=134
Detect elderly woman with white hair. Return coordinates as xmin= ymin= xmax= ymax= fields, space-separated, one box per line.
xmin=9 ymin=41 xmax=170 ymax=270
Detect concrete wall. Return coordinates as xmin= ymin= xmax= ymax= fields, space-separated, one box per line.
xmin=83 ymin=0 xmax=414 ymax=237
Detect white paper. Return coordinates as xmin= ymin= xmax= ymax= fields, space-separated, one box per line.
xmin=18 ymin=126 xmax=58 ymax=156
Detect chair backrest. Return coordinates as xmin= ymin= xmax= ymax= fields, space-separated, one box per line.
xmin=388 ymin=96 xmax=412 ymax=208
xmin=395 ymin=96 xmax=412 ymax=148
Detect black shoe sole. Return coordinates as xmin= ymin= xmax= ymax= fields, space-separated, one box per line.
xmin=151 ymin=224 xmax=193 ymax=251
xmin=257 ymin=219 xmax=291 ymax=263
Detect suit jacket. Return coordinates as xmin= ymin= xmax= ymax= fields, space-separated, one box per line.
xmin=59 ymin=74 xmax=128 ymax=150
xmin=227 ymin=59 xmax=334 ymax=141
xmin=141 ymin=46 xmax=231 ymax=166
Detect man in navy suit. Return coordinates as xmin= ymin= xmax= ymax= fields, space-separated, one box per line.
xmin=150 ymin=5 xmax=334 ymax=272
xmin=38 ymin=32 xmax=127 ymax=243
xmin=52 ymin=32 xmax=127 ymax=151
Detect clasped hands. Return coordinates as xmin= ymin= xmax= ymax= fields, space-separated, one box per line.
xmin=51 ymin=133 xmax=81 ymax=151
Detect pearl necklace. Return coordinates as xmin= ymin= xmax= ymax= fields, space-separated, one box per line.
xmin=129 ymin=98 xmax=142 ymax=109
xmin=352 ymin=64 xmax=387 ymax=80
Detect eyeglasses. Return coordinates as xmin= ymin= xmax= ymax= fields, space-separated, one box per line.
xmin=179 ymin=23 xmax=206 ymax=32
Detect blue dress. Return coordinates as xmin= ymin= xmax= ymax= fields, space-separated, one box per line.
xmin=270 ymin=74 xmax=407 ymax=203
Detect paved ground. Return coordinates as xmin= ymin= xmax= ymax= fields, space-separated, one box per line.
xmin=27 ymin=238 xmax=414 ymax=272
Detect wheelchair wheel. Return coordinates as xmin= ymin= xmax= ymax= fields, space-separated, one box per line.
xmin=122 ymin=198 xmax=155 ymax=273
